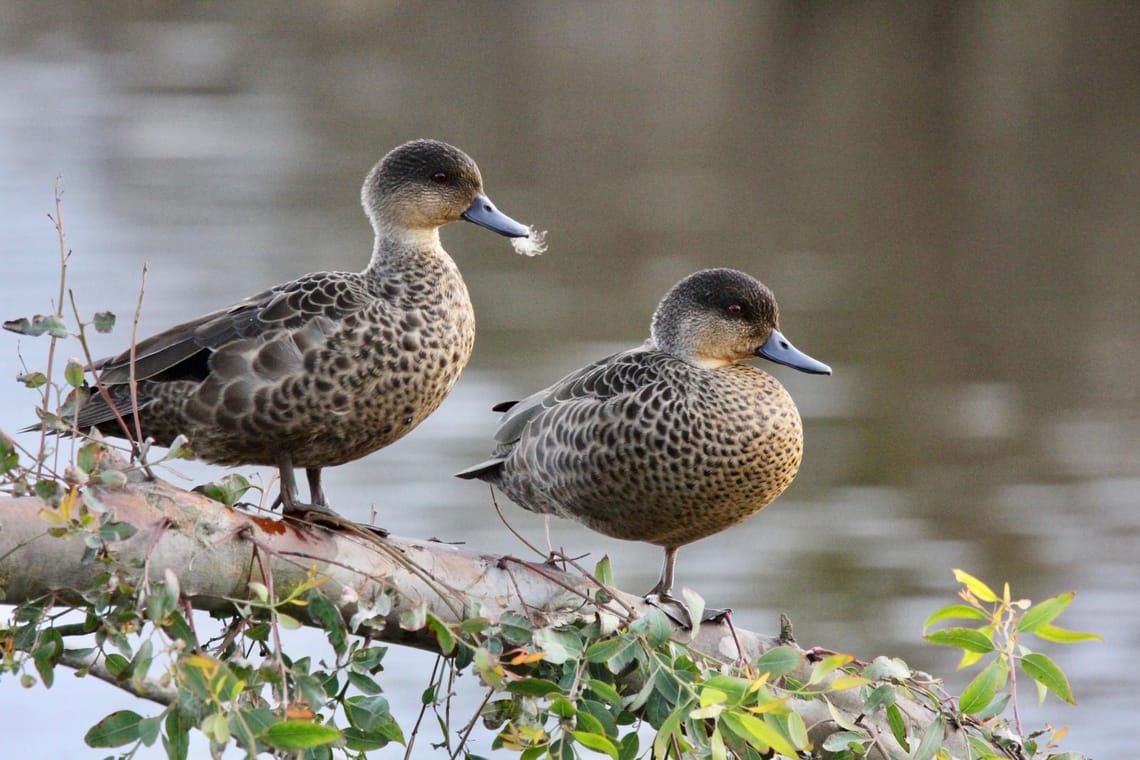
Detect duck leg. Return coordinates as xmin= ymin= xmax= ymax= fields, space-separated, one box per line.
xmin=273 ymin=453 xmax=334 ymax=517
xmin=644 ymin=546 xmax=730 ymax=628
xmin=306 ymin=468 xmax=328 ymax=508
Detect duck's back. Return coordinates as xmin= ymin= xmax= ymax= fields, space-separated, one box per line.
xmin=469 ymin=349 xmax=804 ymax=548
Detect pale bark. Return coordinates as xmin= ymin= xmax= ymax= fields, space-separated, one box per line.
xmin=0 ymin=477 xmax=970 ymax=759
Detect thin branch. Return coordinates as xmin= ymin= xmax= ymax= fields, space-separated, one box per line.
xmin=58 ymin=648 xmax=177 ymax=706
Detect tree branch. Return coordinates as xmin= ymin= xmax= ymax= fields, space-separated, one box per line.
xmin=0 ymin=476 xmax=971 ymax=759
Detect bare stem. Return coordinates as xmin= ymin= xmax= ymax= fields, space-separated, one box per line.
xmin=128 ymin=263 xmax=154 ymax=478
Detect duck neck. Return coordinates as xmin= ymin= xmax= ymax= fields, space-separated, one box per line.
xmin=364 ymin=224 xmax=444 ymax=276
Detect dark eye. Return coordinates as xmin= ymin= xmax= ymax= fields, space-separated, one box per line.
xmin=430 ymin=172 xmax=448 ymax=184
xmin=726 ymin=304 xmax=743 ymax=317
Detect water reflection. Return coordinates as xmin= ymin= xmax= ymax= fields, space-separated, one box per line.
xmin=1 ymin=3 xmax=1137 ymax=757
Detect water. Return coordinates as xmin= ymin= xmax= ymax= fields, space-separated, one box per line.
xmin=1 ymin=4 xmax=1137 ymax=757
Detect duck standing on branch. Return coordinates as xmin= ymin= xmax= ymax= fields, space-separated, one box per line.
xmin=457 ymin=268 xmax=829 ymax=625
xmin=51 ymin=140 xmax=542 ymax=519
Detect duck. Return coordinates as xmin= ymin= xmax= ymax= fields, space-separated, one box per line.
xmin=67 ymin=139 xmax=535 ymax=519
xmin=456 ymin=268 xmax=830 ymax=623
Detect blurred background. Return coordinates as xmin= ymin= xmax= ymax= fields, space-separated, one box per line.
xmin=1 ymin=3 xmax=1137 ymax=757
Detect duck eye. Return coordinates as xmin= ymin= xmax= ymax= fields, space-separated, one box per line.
xmin=726 ymin=304 xmax=743 ymax=317
xmin=430 ymin=172 xmax=448 ymax=184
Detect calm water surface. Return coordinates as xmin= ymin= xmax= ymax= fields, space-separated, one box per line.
xmin=1 ymin=4 xmax=1137 ymax=757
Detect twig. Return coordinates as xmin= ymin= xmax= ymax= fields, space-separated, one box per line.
xmin=59 ymin=648 xmax=177 ymax=706
xmin=127 ymin=263 xmax=154 ymax=478
xmin=448 ymin=687 xmax=494 ymax=760
xmin=489 ymin=487 xmax=545 ymax=559
xmin=403 ymin=655 xmax=443 ymax=760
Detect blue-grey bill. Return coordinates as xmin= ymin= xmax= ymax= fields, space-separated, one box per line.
xmin=756 ymin=329 xmax=832 ymax=375
xmin=462 ymin=193 xmax=530 ymax=238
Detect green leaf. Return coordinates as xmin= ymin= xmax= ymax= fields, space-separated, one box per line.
xmin=18 ymin=371 xmax=48 ymax=389
xmin=587 ymin=678 xmax=623 ymax=707
xmin=1020 ymin=652 xmax=1075 ymax=704
xmin=862 ymin=684 xmax=895 ymax=713
xmin=753 ymin=646 xmax=801 ymax=678
xmin=885 ymin=703 xmax=909 ymax=750
xmin=163 ymin=710 xmax=191 ymax=760
xmin=586 ymin=637 xmax=628 ymax=664
xmin=1032 ymin=623 xmax=1102 ymax=644
xmin=344 ymin=695 xmax=392 ymax=731
xmin=93 ymin=311 xmax=116 ymax=333
xmin=863 ymin=656 xmax=911 ymax=681
xmin=346 ymin=670 xmax=382 ymax=695
xmin=307 ymin=589 xmax=346 ymax=656
xmin=1018 ymin=592 xmax=1074 ymax=633
xmin=532 ymin=626 xmax=584 ymax=664
xmin=924 ymin=627 xmax=995 ymax=654
xmin=594 ymin=555 xmax=614 ymax=586
xmin=505 ymin=678 xmax=561 ymax=697
xmin=192 ymin=473 xmax=252 ymax=507
xmin=570 ymin=730 xmax=620 ymax=759
xmin=398 ymin=601 xmax=427 ymax=632
xmin=822 ymin=731 xmax=869 ymax=751
xmin=923 ymin=603 xmax=987 ymax=631
xmin=64 ymin=357 xmax=86 ymax=388
xmin=629 ymin=608 xmax=673 ymax=646
xmin=911 ymin=715 xmax=944 ymax=760
xmin=958 ymin=659 xmax=1007 ymax=715
xmin=498 ymin=612 xmax=533 ymax=645
xmin=84 ymin=710 xmax=143 ymax=748
xmin=426 ymin=613 xmax=456 ymax=655
xmin=953 ymin=568 xmax=998 ymax=602
xmin=137 ymin=715 xmax=162 ymax=746
xmin=261 ymin=720 xmax=341 ymax=750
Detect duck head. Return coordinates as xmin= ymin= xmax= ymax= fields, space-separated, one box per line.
xmin=650 ymin=268 xmax=831 ymax=374
xmin=362 ymin=139 xmax=529 ymax=239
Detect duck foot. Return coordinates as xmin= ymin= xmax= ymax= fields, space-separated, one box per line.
xmin=645 ymin=592 xmax=732 ymax=629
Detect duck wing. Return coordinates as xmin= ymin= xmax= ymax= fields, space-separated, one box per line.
xmin=456 ymin=343 xmax=667 ymax=479
xmin=94 ymin=272 xmax=370 ymax=386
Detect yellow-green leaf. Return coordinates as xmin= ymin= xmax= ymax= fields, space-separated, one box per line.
xmin=699 ymin=687 xmax=729 ymax=707
xmin=924 ymin=628 xmax=994 ymax=654
xmin=953 ymin=569 xmax=998 ymax=603
xmin=1017 ymin=592 xmax=1074 ymax=633
xmin=1032 ymin=623 xmax=1102 ymax=644
xmin=829 ymin=675 xmax=871 ymax=691
xmin=808 ymin=653 xmax=854 ymax=685
xmin=720 ymin=711 xmax=799 ymax=757
xmin=570 ymin=731 xmax=619 ymax=760
xmin=923 ymin=604 xmax=987 ymax=631
xmin=653 ymin=706 xmax=685 ymax=758
xmin=262 ymin=720 xmax=342 ymax=750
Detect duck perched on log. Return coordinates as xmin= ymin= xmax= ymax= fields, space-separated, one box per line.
xmin=457 ymin=268 xmax=830 ymax=624
xmin=63 ymin=140 xmax=536 ymax=519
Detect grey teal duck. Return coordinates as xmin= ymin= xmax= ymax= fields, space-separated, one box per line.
xmin=71 ymin=140 xmax=533 ymax=518
xmin=456 ymin=268 xmax=830 ymax=621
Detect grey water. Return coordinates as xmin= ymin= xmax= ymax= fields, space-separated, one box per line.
xmin=1 ymin=4 xmax=1137 ymax=757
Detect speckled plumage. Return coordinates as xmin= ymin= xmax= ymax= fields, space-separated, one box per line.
xmin=73 ymin=140 xmax=531 ymax=517
xmin=457 ymin=268 xmax=831 ymax=614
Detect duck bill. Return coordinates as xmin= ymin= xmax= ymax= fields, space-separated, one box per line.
xmin=462 ymin=193 xmax=530 ymax=238
xmin=756 ymin=329 xmax=832 ymax=375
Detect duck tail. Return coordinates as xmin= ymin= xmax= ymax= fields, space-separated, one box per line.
xmin=454 ymin=458 xmax=504 ymax=481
